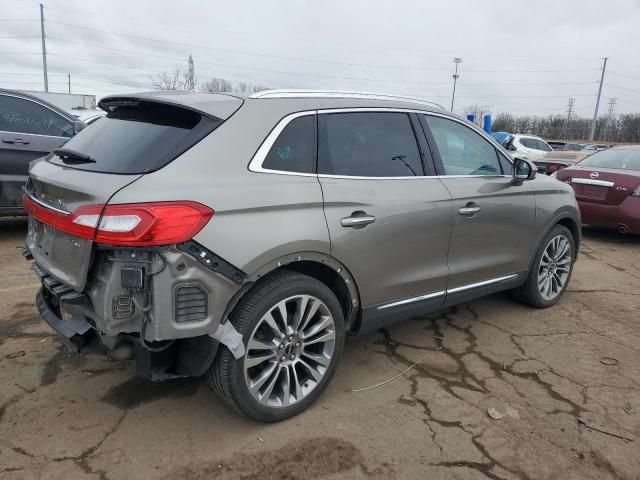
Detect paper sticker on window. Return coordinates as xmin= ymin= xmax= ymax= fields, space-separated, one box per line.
xmin=277 ymin=146 xmax=292 ymax=160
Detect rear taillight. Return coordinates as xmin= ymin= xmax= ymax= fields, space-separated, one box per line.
xmin=24 ymin=195 xmax=213 ymax=246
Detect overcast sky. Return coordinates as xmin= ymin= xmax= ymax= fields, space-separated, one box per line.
xmin=2 ymin=0 xmax=640 ymax=116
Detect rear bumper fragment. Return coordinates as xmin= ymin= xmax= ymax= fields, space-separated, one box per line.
xmin=36 ymin=288 xmax=93 ymax=351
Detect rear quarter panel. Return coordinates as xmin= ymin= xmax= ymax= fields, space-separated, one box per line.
xmin=107 ymin=100 xmax=330 ymax=276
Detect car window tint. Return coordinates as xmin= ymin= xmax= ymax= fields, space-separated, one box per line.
xmin=537 ymin=139 xmax=552 ymax=152
xmin=262 ymin=115 xmax=315 ymax=174
xmin=498 ymin=152 xmax=513 ymax=174
xmin=520 ymin=137 xmax=536 ymax=149
xmin=0 ymin=94 xmax=74 ymax=138
xmin=423 ymin=115 xmax=501 ymax=176
xmin=318 ymin=112 xmax=423 ymax=177
xmin=48 ymin=101 xmax=221 ymax=174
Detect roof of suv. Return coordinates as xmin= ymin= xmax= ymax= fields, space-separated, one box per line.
xmin=99 ymin=89 xmax=448 ymax=120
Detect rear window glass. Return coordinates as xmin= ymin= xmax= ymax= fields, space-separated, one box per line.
xmin=262 ymin=115 xmax=315 ymax=174
xmin=579 ymin=149 xmax=640 ymax=171
xmin=48 ymin=101 xmax=221 ymax=174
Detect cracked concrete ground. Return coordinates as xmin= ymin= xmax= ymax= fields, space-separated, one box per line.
xmin=1 ymin=217 xmax=638 ymax=480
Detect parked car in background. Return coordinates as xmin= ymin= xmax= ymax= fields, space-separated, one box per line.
xmin=24 ymin=89 xmax=581 ymax=421
xmin=491 ymin=132 xmax=553 ymax=162
xmin=534 ymin=150 xmax=593 ymax=175
xmin=71 ymin=109 xmax=106 ymax=125
xmin=581 ymin=143 xmax=610 ymax=152
xmin=548 ymin=141 xmax=584 ymax=151
xmin=554 ymin=146 xmax=640 ymax=234
xmin=0 ymin=89 xmax=85 ymax=216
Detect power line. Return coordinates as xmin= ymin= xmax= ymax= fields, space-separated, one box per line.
xmin=44 ymin=20 xmax=602 ymax=75
xmin=604 ymin=83 xmax=640 ymax=95
xmin=608 ymin=71 xmax=640 ymax=82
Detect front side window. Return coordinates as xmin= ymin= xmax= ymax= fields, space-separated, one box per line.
xmin=423 ymin=115 xmax=501 ymax=176
xmin=0 ymin=95 xmax=73 ymax=137
xmin=318 ymin=112 xmax=423 ymax=177
xmin=262 ymin=115 xmax=315 ymax=174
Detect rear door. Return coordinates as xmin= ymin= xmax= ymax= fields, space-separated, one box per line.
xmin=317 ymin=110 xmax=452 ymax=316
xmin=420 ymin=113 xmax=535 ymax=291
xmin=0 ymin=93 xmax=73 ymax=209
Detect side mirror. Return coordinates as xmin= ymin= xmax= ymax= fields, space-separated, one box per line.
xmin=73 ymin=120 xmax=86 ymax=135
xmin=512 ymin=157 xmax=536 ymax=185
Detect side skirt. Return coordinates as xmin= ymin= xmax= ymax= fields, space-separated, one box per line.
xmin=357 ymin=272 xmax=526 ymax=335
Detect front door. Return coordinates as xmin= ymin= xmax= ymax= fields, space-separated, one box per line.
xmin=317 ymin=110 xmax=453 ymax=331
xmin=420 ymin=114 xmax=535 ymax=293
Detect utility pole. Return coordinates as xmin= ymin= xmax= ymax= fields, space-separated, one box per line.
xmin=606 ymin=97 xmax=617 ymax=117
xmin=186 ymin=54 xmax=195 ymax=92
xmin=39 ymin=3 xmax=48 ymax=92
xmin=589 ymin=57 xmax=608 ymax=141
xmin=605 ymin=97 xmax=617 ymax=142
xmin=450 ymin=57 xmax=462 ymax=112
xmin=67 ymin=73 xmax=71 ymax=94
xmin=563 ymin=97 xmax=575 ymax=140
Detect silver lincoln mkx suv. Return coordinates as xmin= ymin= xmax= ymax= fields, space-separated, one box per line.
xmin=23 ymin=90 xmax=580 ymax=421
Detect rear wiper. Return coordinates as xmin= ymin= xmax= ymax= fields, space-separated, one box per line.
xmin=53 ymin=148 xmax=96 ymax=164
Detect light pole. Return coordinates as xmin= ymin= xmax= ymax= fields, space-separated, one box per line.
xmin=450 ymin=57 xmax=462 ymax=112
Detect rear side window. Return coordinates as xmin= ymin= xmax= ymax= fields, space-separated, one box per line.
xmin=423 ymin=115 xmax=501 ymax=176
xmin=0 ymin=94 xmax=73 ymax=138
xmin=48 ymin=101 xmax=221 ymax=174
xmin=537 ymin=139 xmax=552 ymax=152
xmin=519 ymin=137 xmax=536 ymax=149
xmin=318 ymin=112 xmax=423 ymax=177
xmin=262 ymin=115 xmax=315 ymax=174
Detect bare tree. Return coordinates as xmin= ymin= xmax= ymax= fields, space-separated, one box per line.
xmin=200 ymin=78 xmax=234 ymax=93
xmin=493 ymin=112 xmax=640 ymax=143
xmin=151 ymin=69 xmax=186 ymax=90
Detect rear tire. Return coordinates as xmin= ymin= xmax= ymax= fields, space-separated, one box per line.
xmin=513 ymin=224 xmax=575 ymax=308
xmin=207 ymin=270 xmax=345 ymax=422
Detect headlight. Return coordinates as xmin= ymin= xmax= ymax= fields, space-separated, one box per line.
xmin=632 ymin=186 xmax=640 ymax=197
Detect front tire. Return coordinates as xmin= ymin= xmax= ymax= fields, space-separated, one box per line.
xmin=208 ymin=270 xmax=345 ymax=422
xmin=514 ymin=224 xmax=575 ymax=308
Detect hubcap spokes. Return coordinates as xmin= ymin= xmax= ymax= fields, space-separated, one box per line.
xmin=537 ymin=235 xmax=572 ymax=301
xmin=243 ymin=295 xmax=335 ymax=407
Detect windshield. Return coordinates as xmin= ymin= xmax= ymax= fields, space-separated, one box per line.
xmin=48 ymin=100 xmax=221 ymax=174
xmin=578 ymin=148 xmax=640 ymax=171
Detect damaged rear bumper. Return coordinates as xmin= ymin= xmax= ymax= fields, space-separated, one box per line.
xmin=36 ymin=287 xmax=92 ymax=351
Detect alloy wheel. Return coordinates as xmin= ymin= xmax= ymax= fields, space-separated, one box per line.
xmin=537 ymin=234 xmax=572 ymax=301
xmin=243 ymin=295 xmax=336 ymax=407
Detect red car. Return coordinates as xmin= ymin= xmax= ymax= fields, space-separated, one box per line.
xmin=554 ymin=146 xmax=640 ymax=234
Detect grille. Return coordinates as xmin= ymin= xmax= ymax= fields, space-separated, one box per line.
xmin=112 ymin=295 xmax=135 ymax=320
xmin=175 ymin=284 xmax=208 ymax=323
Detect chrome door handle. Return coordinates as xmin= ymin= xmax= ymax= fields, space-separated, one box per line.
xmin=341 ymin=215 xmax=376 ymax=228
xmin=459 ymin=206 xmax=481 ymax=216
xmin=2 ymin=138 xmax=30 ymax=145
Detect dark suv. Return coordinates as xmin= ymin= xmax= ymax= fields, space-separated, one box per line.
xmin=0 ymin=89 xmax=85 ymax=216
xmin=24 ymin=90 xmax=581 ymax=421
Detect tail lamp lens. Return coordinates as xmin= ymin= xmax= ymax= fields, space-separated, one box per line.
xmin=24 ymin=195 xmax=213 ymax=246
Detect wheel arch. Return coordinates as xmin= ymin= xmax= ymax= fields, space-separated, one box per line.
xmin=240 ymin=252 xmax=361 ymax=332
xmin=530 ymin=211 xmax=581 ymax=272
